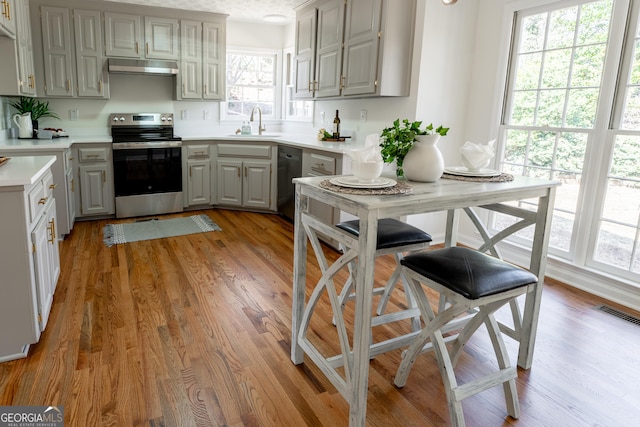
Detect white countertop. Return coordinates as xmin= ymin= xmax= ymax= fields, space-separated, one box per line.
xmin=0 ymin=156 xmax=57 ymax=187
xmin=0 ymin=133 xmax=367 ymax=156
xmin=0 ymin=136 xmax=111 ymax=152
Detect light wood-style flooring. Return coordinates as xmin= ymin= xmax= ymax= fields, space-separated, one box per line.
xmin=1 ymin=209 xmax=639 ymax=426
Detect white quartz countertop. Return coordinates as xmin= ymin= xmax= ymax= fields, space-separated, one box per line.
xmin=182 ymin=134 xmax=368 ymax=154
xmin=0 ymin=155 xmax=56 ymax=187
xmin=0 ymin=133 xmax=367 ymax=155
xmin=0 ymin=136 xmax=111 ymax=152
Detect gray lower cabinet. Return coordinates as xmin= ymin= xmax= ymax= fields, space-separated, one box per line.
xmin=183 ymin=143 xmax=211 ymax=206
xmin=214 ymin=142 xmax=276 ymax=211
xmin=0 ymin=147 xmax=75 ymax=238
xmin=75 ymin=144 xmax=115 ymax=217
xmin=0 ymin=165 xmax=60 ymax=362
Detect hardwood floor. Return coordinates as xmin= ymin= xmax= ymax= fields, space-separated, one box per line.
xmin=1 ymin=209 xmax=639 ymax=426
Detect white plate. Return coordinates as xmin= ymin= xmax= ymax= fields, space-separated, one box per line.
xmin=330 ymin=176 xmax=397 ymax=188
xmin=444 ymin=166 xmax=501 ymax=177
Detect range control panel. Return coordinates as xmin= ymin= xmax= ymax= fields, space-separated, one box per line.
xmin=109 ymin=113 xmax=173 ymax=127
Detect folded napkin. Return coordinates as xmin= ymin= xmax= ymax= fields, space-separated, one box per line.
xmin=460 ymin=139 xmax=496 ymax=171
xmin=345 ymin=133 xmax=383 ymax=163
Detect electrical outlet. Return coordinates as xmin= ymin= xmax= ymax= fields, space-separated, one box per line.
xmin=320 ymin=111 xmax=325 ymax=125
xmin=203 ymin=110 xmax=210 ymax=120
xmin=181 ymin=110 xmax=189 ymax=120
xmin=70 ymin=109 xmax=79 ymax=121
xmin=360 ymin=110 xmax=367 ymax=122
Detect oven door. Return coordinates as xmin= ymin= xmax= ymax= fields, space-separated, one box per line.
xmin=113 ymin=142 xmax=182 ymax=197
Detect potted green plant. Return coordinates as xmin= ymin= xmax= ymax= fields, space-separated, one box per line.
xmin=9 ymin=96 xmax=60 ymax=138
xmin=380 ymin=119 xmax=449 ymax=177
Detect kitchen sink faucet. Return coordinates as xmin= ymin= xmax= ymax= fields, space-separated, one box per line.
xmin=250 ymin=106 xmax=265 ymax=135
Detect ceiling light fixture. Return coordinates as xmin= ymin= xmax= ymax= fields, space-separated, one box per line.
xmin=263 ymin=14 xmax=287 ymax=23
xmin=442 ymin=0 xmax=458 ymax=4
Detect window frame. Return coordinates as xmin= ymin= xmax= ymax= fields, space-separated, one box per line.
xmin=221 ymin=47 xmax=283 ymax=123
xmin=492 ymin=0 xmax=636 ymax=281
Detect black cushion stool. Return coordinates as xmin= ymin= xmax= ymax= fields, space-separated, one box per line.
xmin=335 ymin=218 xmax=432 ymax=329
xmin=394 ymin=246 xmax=538 ymax=427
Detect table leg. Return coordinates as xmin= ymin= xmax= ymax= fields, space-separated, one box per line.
xmin=291 ymin=185 xmax=308 ymax=365
xmin=517 ymin=187 xmax=557 ymax=368
xmin=349 ymin=212 xmax=378 ymax=426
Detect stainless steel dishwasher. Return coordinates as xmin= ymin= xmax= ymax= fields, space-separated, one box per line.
xmin=277 ymin=145 xmax=302 ymax=220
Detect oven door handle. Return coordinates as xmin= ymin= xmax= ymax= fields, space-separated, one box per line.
xmin=112 ymin=141 xmax=182 ymax=150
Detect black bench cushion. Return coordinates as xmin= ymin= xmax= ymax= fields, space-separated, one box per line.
xmin=401 ymin=247 xmax=538 ymax=299
xmin=336 ymin=218 xmax=432 ymax=250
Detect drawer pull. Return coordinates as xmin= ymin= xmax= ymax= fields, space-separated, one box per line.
xmin=38 ymin=197 xmax=48 ymax=205
xmin=70 ymin=178 xmax=74 ymax=192
xmin=49 ymin=184 xmax=57 ymax=190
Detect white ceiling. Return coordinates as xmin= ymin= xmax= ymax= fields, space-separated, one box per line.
xmin=104 ymin=0 xmax=308 ymax=24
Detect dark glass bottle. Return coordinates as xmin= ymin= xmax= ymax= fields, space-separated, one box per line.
xmin=332 ymin=110 xmax=341 ymax=139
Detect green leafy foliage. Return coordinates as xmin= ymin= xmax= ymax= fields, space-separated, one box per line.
xmin=9 ymin=96 xmax=60 ymax=121
xmin=380 ymin=119 xmax=449 ymax=176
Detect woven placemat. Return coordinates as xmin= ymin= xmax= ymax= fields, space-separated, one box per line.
xmin=320 ymin=179 xmax=413 ymax=195
xmin=441 ymin=172 xmax=514 ymax=183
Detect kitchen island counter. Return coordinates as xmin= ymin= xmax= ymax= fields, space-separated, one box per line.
xmin=0 ymin=155 xmax=56 ymax=187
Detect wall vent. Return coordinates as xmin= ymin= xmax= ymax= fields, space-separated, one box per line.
xmin=594 ymin=305 xmax=640 ymax=326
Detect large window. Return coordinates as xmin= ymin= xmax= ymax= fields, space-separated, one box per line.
xmin=499 ymin=0 xmax=640 ymax=281
xmin=225 ymin=50 xmax=279 ymax=119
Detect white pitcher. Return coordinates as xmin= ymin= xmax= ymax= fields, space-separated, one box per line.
xmin=13 ymin=112 xmax=34 ymax=139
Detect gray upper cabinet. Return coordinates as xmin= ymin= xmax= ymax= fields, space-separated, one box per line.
xmin=30 ymin=0 xmax=226 ymax=99
xmin=40 ymin=6 xmax=74 ymax=97
xmin=178 ymin=19 xmax=225 ymax=100
xmin=0 ymin=0 xmax=36 ymax=96
xmin=0 ymin=0 xmax=16 ymax=37
xmin=104 ymin=13 xmax=178 ymax=60
xmin=144 ymin=16 xmax=179 ymax=60
xmin=104 ymin=12 xmax=142 ymax=58
xmin=294 ymin=0 xmax=416 ymax=99
xmin=74 ymin=9 xmax=108 ymax=98
xmin=293 ymin=7 xmax=316 ymax=99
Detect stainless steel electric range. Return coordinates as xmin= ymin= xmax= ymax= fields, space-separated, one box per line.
xmin=110 ymin=113 xmax=183 ymax=218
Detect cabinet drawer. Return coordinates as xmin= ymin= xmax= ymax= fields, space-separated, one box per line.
xmin=78 ymin=147 xmax=109 ymax=162
xmin=218 ymin=144 xmax=272 ymax=158
xmin=28 ymin=180 xmax=47 ymax=224
xmin=306 ymin=152 xmax=336 ymax=175
xmin=186 ymin=145 xmax=210 ymax=158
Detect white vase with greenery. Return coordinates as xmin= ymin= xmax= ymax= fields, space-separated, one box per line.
xmin=403 ymin=134 xmax=445 ymax=182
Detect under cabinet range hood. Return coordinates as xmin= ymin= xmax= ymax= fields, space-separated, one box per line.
xmin=107 ymin=58 xmax=179 ymax=76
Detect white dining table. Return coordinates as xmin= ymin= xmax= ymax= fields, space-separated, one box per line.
xmin=290 ymin=174 xmax=559 ymax=427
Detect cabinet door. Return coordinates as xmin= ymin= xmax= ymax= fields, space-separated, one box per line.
xmin=45 ymin=199 xmax=60 ymax=291
xmin=180 ymin=20 xmax=202 ymax=99
xmin=31 ymin=213 xmax=53 ymax=331
xmin=203 ymin=22 xmax=224 ymax=100
xmin=66 ymin=167 xmax=76 ymax=228
xmin=293 ymin=7 xmax=316 ymax=99
xmin=145 ymin=17 xmax=179 ymax=60
xmin=79 ymin=163 xmax=113 ymax=215
xmin=0 ymin=0 xmax=16 ymax=37
xmin=341 ymin=0 xmax=381 ymax=96
xmin=16 ymin=0 xmax=35 ymax=95
xmin=187 ymin=159 xmax=211 ymax=205
xmin=315 ymin=0 xmax=344 ymax=98
xmin=243 ymin=160 xmax=271 ymax=209
xmin=216 ymin=159 xmax=242 ymax=206
xmin=40 ymin=6 xmax=74 ymax=96
xmin=104 ymin=12 xmax=142 ymax=58
xmin=74 ymin=9 xmax=107 ymax=98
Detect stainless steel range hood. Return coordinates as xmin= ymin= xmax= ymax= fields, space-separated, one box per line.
xmin=108 ymin=58 xmax=179 ymax=76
